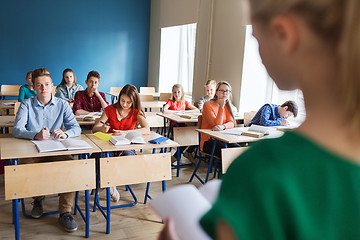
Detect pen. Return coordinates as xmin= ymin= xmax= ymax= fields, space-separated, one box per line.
xmin=100 ymin=121 xmax=106 ymax=125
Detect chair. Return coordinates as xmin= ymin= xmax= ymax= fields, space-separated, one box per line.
xmin=244 ymin=111 xmax=257 ymax=127
xmin=159 ymin=93 xmax=172 ymax=101
xmin=109 ymin=87 xmax=123 ymax=103
xmin=221 ymin=147 xmax=249 ymax=174
xmin=0 ymin=85 xmax=21 ymax=99
xmin=140 ymin=94 xmax=154 ymax=101
xmin=140 ymin=87 xmax=155 ymax=95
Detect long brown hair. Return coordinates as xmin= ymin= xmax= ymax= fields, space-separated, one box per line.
xmin=114 ymin=84 xmax=144 ymax=119
xmin=213 ymin=81 xmax=235 ymax=121
xmin=59 ymin=68 xmax=77 ymax=87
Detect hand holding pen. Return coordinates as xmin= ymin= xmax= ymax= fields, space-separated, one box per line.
xmin=100 ymin=121 xmax=111 ymax=133
xmin=34 ymin=127 xmax=51 ymax=140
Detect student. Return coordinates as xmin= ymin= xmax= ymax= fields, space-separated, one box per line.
xmin=56 ymin=68 xmax=83 ymax=103
xmin=163 ymin=84 xmax=200 ymax=162
xmin=73 ymin=70 xmax=108 ymax=115
xmin=18 ymin=71 xmax=36 ymax=102
xmin=197 ymin=79 xmax=217 ymax=111
xmin=12 ymin=68 xmax=81 ymax=232
xmin=93 ymin=84 xmax=150 ymax=201
xmin=200 ymin=81 xmax=240 ymax=157
xmin=249 ymin=100 xmax=298 ymax=126
xmin=161 ymin=0 xmax=360 ymax=238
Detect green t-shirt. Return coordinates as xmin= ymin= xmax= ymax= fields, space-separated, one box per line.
xmin=200 ymin=131 xmax=360 ymax=240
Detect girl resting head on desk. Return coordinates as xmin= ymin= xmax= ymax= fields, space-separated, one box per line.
xmin=93 ymin=84 xmax=150 ymax=202
xmin=159 ymin=0 xmax=360 ymax=239
xmin=162 ymin=83 xmax=199 ymax=114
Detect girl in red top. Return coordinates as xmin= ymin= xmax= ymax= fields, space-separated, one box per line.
xmin=163 ymin=84 xmax=200 ymax=162
xmin=93 ymin=84 xmax=150 ymax=201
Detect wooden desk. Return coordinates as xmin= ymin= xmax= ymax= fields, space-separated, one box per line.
xmin=196 ymin=127 xmax=283 ymax=144
xmin=86 ymin=131 xmax=178 ymax=234
xmin=86 ymin=131 xmax=179 ymax=152
xmin=0 ymin=115 xmax=15 ymax=128
xmin=141 ymin=101 xmax=166 ymax=111
xmin=191 ymin=127 xmax=283 ymax=183
xmin=0 ymin=91 xmax=19 ymax=99
xmin=0 ymin=100 xmax=16 ymax=115
xmin=0 ymin=135 xmax=101 ymax=239
xmin=0 ymin=115 xmax=97 ymax=134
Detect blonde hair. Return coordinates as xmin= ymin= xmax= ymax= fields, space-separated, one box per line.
xmin=250 ymin=0 xmax=360 ymax=133
xmin=213 ymin=81 xmax=235 ymax=121
xmin=171 ymin=84 xmax=185 ymax=109
xmin=204 ymin=79 xmax=217 ymax=87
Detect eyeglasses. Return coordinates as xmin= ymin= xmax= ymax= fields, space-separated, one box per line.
xmin=217 ymin=89 xmax=231 ymax=93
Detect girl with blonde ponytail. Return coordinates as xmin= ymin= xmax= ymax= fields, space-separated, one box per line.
xmin=159 ymin=0 xmax=360 ymax=239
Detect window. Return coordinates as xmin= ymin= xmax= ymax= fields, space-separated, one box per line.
xmin=158 ymin=23 xmax=197 ymax=95
xmin=239 ymin=25 xmax=305 ymax=125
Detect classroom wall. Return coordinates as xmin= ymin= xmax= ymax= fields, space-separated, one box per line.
xmin=148 ymin=0 xmax=200 ymax=91
xmin=0 ymin=0 xmax=150 ymax=96
xmin=148 ymin=0 xmax=250 ymax=110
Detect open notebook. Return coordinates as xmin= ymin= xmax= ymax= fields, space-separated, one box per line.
xmin=31 ymin=138 xmax=93 ymax=153
xmin=109 ymin=130 xmax=146 ymax=146
xmin=150 ymin=179 xmax=222 ymax=240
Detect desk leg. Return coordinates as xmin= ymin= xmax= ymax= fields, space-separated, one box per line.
xmin=205 ymin=139 xmax=217 ymax=183
xmin=13 ymin=199 xmax=20 ymax=240
xmin=9 ymin=158 xmax=20 ymax=240
xmin=106 ymin=187 xmax=111 ymax=234
xmin=85 ymin=189 xmax=89 ymax=238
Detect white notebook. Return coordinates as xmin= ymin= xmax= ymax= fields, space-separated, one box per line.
xmin=109 ymin=130 xmax=146 ymax=146
xmin=31 ymin=138 xmax=93 ymax=153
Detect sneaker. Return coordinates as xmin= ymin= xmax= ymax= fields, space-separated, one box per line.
xmin=59 ymin=213 xmax=78 ymax=232
xmin=183 ymin=151 xmax=196 ymax=164
xmin=110 ymin=187 xmax=120 ymax=202
xmin=31 ymin=198 xmax=44 ymax=219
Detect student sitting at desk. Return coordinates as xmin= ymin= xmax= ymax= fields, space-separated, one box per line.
xmin=163 ymin=83 xmax=199 ymax=162
xmin=18 ymin=71 xmax=36 ymax=102
xmin=56 ymin=68 xmax=83 ymax=104
xmin=198 ymin=80 xmax=217 ymax=112
xmin=12 ymin=68 xmax=81 ymax=232
xmin=201 ymin=81 xmax=240 ymax=157
xmin=73 ymin=70 xmax=108 ymax=115
xmin=93 ymin=84 xmax=150 ymax=202
xmin=249 ymin=100 xmax=298 ymax=126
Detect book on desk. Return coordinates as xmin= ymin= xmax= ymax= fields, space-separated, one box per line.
xmin=31 ymin=138 xmax=93 ymax=153
xmin=109 ymin=130 xmax=146 ymax=146
xmin=222 ymin=125 xmax=270 ymax=138
xmin=174 ymin=112 xmax=201 ymax=119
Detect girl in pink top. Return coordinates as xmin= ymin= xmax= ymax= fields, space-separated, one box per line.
xmin=163 ymin=84 xmax=200 ymax=162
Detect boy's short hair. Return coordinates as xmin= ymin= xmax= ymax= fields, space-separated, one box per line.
xmin=87 ymin=71 xmax=100 ymax=80
xmin=32 ymin=68 xmax=52 ymax=85
xmin=281 ymin=100 xmax=298 ymax=117
xmin=205 ymin=79 xmax=217 ymax=87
